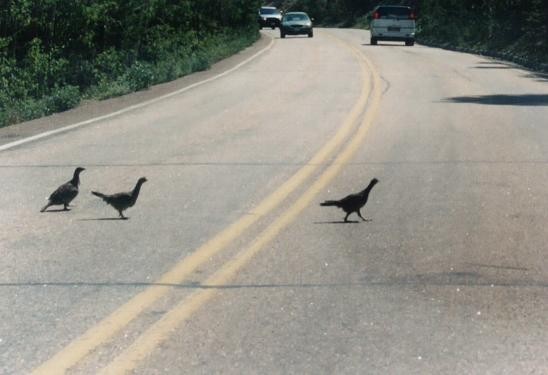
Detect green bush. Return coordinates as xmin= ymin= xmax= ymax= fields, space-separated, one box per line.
xmin=125 ymin=61 xmax=155 ymax=91
xmin=0 ymin=0 xmax=262 ymax=128
xmin=43 ymin=85 xmax=81 ymax=112
xmin=416 ymin=0 xmax=548 ymax=70
xmin=88 ymin=80 xmax=132 ymax=100
xmin=93 ymin=48 xmax=127 ymax=82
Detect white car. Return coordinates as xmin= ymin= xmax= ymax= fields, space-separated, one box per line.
xmin=370 ymin=5 xmax=416 ymax=46
xmin=258 ymin=6 xmax=282 ymax=29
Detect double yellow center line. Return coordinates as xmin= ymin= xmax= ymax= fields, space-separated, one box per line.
xmin=32 ymin=31 xmax=382 ymax=374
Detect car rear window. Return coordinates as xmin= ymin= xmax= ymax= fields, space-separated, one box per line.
xmin=376 ymin=6 xmax=412 ymax=19
xmin=260 ymin=8 xmax=279 ymax=15
xmin=284 ymin=14 xmax=309 ymax=21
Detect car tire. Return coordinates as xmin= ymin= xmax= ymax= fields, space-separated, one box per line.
xmin=405 ymin=39 xmax=415 ymax=46
xmin=271 ymin=25 xmax=275 ymax=30
xmin=308 ymin=31 xmax=313 ymax=38
xmin=370 ymin=37 xmax=377 ymax=45
xmin=281 ymin=32 xmax=285 ymax=39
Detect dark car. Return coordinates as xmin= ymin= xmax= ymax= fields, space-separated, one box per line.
xmin=258 ymin=6 xmax=282 ymax=29
xmin=280 ymin=12 xmax=313 ymax=38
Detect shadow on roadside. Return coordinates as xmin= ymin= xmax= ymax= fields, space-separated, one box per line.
xmin=441 ymin=94 xmax=548 ymax=106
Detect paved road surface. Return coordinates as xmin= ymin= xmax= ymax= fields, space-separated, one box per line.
xmin=1 ymin=28 xmax=547 ymax=374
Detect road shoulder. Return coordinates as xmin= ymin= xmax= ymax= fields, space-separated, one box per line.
xmin=0 ymin=33 xmax=272 ymax=147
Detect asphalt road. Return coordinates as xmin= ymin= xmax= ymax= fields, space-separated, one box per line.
xmin=1 ymin=28 xmax=547 ymax=374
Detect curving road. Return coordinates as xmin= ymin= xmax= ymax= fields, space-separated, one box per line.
xmin=1 ymin=28 xmax=547 ymax=374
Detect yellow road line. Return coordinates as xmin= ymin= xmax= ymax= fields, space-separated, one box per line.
xmin=31 ymin=33 xmax=372 ymax=375
xmin=99 ymin=35 xmax=382 ymax=375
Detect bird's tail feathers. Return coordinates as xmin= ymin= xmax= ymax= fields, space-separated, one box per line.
xmin=320 ymin=200 xmax=340 ymax=207
xmin=91 ymin=191 xmax=107 ymax=200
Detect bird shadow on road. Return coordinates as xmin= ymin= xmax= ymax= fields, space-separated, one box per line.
xmin=313 ymin=220 xmax=361 ymax=224
xmin=78 ymin=217 xmax=128 ymax=221
xmin=464 ymin=262 xmax=529 ymax=271
xmin=41 ymin=208 xmax=70 ymax=213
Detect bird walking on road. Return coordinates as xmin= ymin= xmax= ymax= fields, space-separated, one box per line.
xmin=41 ymin=167 xmax=85 ymax=212
xmin=91 ymin=177 xmax=147 ymax=219
xmin=320 ymin=178 xmax=379 ymax=222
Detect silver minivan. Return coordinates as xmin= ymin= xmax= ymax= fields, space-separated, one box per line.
xmin=370 ymin=5 xmax=416 ymax=46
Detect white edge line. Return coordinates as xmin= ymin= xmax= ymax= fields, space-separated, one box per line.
xmin=0 ymin=35 xmax=275 ymax=152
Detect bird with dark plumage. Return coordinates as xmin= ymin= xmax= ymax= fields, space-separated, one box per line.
xmin=320 ymin=178 xmax=379 ymax=222
xmin=41 ymin=167 xmax=85 ymax=212
xmin=91 ymin=177 xmax=147 ymax=219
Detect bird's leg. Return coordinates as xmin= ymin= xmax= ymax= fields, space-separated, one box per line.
xmin=344 ymin=212 xmax=350 ymax=222
xmin=63 ymin=203 xmax=70 ymax=211
xmin=119 ymin=210 xmax=127 ymax=220
xmin=357 ymin=209 xmax=371 ymax=222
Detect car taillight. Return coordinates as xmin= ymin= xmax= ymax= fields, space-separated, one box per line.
xmin=373 ymin=12 xmax=380 ymax=19
xmin=409 ymin=12 xmax=416 ymax=19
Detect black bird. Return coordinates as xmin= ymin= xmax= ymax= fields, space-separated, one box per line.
xmin=41 ymin=167 xmax=85 ymax=212
xmin=320 ymin=178 xmax=379 ymax=222
xmin=91 ymin=177 xmax=147 ymax=219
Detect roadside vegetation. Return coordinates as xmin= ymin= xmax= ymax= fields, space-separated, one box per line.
xmin=417 ymin=0 xmax=548 ymax=72
xmin=0 ymin=0 xmax=261 ymax=128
